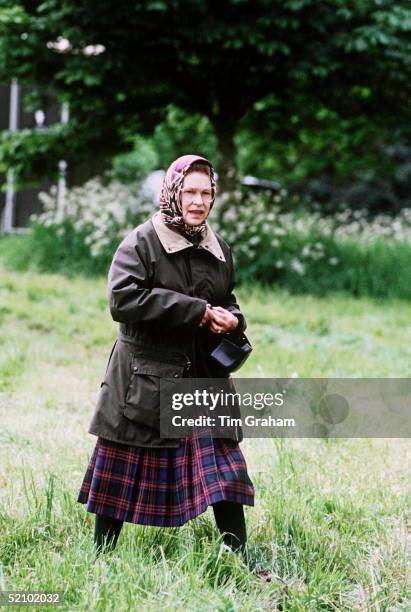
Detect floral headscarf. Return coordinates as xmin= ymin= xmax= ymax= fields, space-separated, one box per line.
xmin=159 ymin=154 xmax=216 ymax=237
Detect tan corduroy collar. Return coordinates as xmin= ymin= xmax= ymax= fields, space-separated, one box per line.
xmin=150 ymin=210 xmax=226 ymax=262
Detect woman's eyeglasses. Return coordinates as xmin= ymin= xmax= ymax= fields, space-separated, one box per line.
xmin=181 ymin=189 xmax=213 ymax=204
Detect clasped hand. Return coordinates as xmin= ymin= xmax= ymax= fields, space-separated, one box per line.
xmin=198 ymin=305 xmax=239 ymax=334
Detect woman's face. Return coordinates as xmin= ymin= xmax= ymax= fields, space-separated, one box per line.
xmin=180 ymin=171 xmax=213 ymax=226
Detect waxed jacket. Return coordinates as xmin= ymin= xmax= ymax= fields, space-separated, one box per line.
xmin=87 ymin=210 xmax=247 ymax=448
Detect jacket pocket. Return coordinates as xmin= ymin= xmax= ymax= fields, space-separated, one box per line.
xmin=122 ymin=355 xmax=186 ymax=430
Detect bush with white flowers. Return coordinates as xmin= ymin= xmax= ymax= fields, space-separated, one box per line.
xmin=212 ymin=189 xmax=411 ymax=298
xmin=29 ymin=176 xmax=157 ymax=273
xmin=27 ymin=179 xmax=411 ymax=297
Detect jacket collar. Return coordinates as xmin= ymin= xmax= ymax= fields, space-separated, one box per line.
xmin=150 ymin=211 xmax=226 ymax=262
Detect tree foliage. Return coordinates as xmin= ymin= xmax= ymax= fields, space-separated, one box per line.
xmin=0 ymin=0 xmax=411 ymax=190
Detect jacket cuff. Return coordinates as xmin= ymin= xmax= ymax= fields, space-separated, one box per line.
xmin=225 ymin=313 xmax=246 ymax=338
xmin=193 ymin=300 xmax=208 ymax=329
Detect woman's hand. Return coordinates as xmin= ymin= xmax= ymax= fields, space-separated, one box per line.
xmin=198 ymin=305 xmax=215 ymax=328
xmin=208 ymin=306 xmax=239 ymax=334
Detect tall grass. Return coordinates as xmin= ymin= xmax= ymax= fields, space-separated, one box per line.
xmin=0 ymin=266 xmax=409 ymax=609
xmin=0 ymin=442 xmax=408 ymax=609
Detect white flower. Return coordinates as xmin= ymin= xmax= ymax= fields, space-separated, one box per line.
xmin=295 ymin=219 xmax=306 ymax=232
xmin=224 ymin=209 xmax=237 ymax=222
xmin=290 ymin=258 xmax=305 ymax=275
xmin=32 ymin=181 xmax=411 ymax=266
xmin=47 ymin=37 xmax=71 ymax=53
xmin=83 ymin=44 xmax=106 ymax=56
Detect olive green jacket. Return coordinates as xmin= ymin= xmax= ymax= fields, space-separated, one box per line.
xmin=87 ymin=211 xmax=247 ymax=448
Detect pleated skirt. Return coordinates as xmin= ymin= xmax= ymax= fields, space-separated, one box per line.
xmin=77 ymin=434 xmax=255 ymax=527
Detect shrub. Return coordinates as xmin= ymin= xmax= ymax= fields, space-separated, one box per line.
xmin=3 ymin=180 xmax=410 ymax=299
xmin=27 ymin=175 xmax=156 ymax=275
xmin=213 ymin=190 xmax=411 ymax=299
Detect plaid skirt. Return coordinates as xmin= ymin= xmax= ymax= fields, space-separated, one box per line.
xmin=77 ymin=435 xmax=255 ymax=527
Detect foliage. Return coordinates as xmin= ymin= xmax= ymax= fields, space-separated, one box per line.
xmin=110 ymin=108 xmax=411 ymax=213
xmin=110 ymin=106 xmax=217 ymax=184
xmin=111 ymin=136 xmax=159 ymax=184
xmin=0 ymin=124 xmax=71 ymax=188
xmin=1 ymin=179 xmax=410 ymax=299
xmin=298 ymin=141 xmax=411 ymax=214
xmin=237 ymin=119 xmax=411 ymax=213
xmin=0 ymin=0 xmax=411 ymax=190
xmin=27 ymin=176 xmax=156 ymax=274
xmin=150 ymin=106 xmax=217 ymax=172
xmin=214 ymin=190 xmax=411 ymax=298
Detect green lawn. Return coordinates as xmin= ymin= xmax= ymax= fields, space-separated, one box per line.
xmin=0 ymin=267 xmax=410 ymax=610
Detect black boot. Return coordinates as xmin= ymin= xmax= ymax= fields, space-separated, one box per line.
xmin=94 ymin=513 xmax=124 ymax=556
xmin=212 ymin=500 xmax=248 ymax=562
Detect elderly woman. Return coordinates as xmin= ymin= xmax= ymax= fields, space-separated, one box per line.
xmin=77 ymin=154 xmax=254 ymax=560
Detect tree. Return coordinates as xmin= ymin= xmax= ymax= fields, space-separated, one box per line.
xmin=1 ymin=0 xmax=411 ymax=191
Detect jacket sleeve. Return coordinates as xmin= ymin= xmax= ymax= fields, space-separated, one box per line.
xmin=108 ymin=237 xmax=207 ymax=330
xmin=221 ymin=248 xmax=247 ymax=337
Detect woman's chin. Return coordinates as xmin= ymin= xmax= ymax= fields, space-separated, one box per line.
xmin=184 ymin=216 xmax=205 ymax=226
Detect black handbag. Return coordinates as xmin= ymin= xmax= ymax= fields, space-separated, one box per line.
xmin=209 ymin=332 xmax=253 ymax=376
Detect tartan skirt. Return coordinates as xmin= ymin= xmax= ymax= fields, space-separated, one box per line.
xmin=77 ymin=435 xmax=255 ymax=527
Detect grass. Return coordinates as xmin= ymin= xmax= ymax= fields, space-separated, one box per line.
xmin=0 ymin=264 xmax=410 ymax=610
xmin=263 ymin=236 xmax=411 ymax=300
xmin=2 ymin=230 xmax=411 ymax=299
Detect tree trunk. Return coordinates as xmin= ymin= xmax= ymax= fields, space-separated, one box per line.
xmin=67 ymin=156 xmax=111 ymax=188
xmin=213 ymin=118 xmax=238 ymax=196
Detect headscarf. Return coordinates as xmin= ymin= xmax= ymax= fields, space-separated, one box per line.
xmin=159 ymin=154 xmax=217 ymax=237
